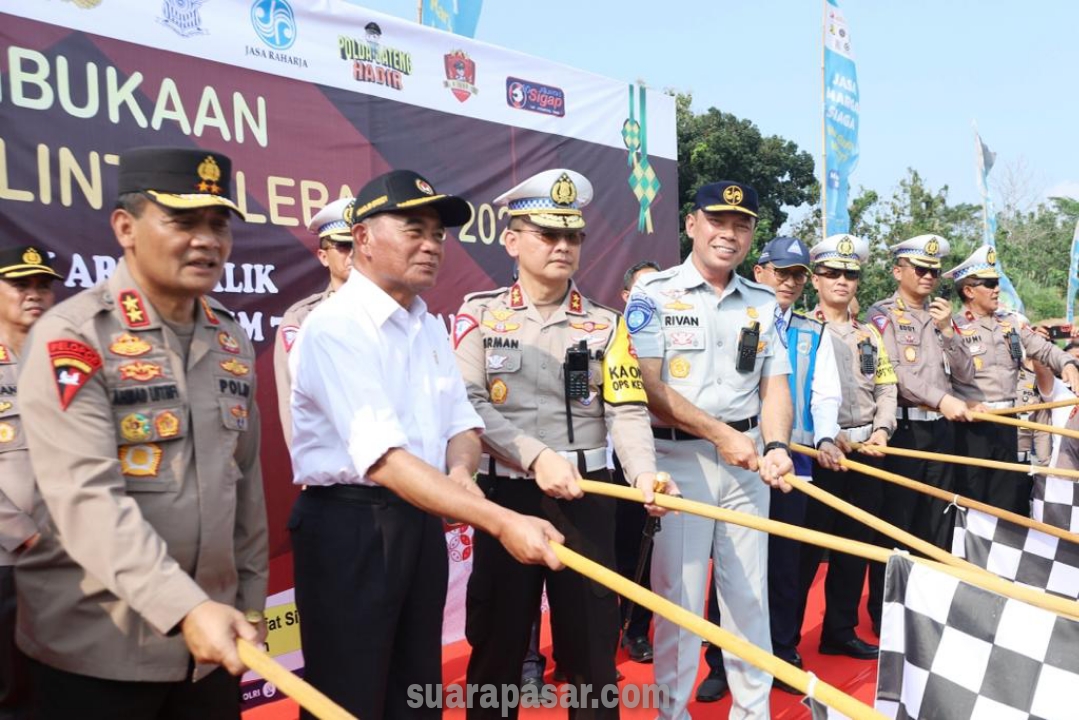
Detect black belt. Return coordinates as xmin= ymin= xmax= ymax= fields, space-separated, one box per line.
xmin=652 ymin=416 xmax=758 ymax=441
xmin=304 ymin=483 xmax=403 ymax=504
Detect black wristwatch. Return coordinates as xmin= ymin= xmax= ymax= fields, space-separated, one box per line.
xmin=815 ymin=437 xmax=836 ymax=450
xmin=763 ymin=441 xmax=789 ymax=455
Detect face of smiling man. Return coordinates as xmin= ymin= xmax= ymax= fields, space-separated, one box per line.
xmin=685 ymin=209 xmax=756 ymax=285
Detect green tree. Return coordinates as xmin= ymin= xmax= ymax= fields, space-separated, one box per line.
xmin=674 ymin=93 xmax=818 ymax=269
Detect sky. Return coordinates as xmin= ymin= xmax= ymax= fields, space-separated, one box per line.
xmin=346 ymin=0 xmax=1079 ymax=224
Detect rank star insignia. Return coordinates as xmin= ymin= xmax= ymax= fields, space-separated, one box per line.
xmin=119 ymin=443 xmax=163 ymax=477
xmin=119 ymin=413 xmax=153 ymax=442
xmin=568 ymin=290 xmax=584 ymax=315
xmin=48 ymin=339 xmax=103 ymax=410
xmin=217 ymin=331 xmax=240 ymax=354
xmin=118 ymin=289 xmax=150 ymax=328
xmin=482 ymin=309 xmax=521 ymax=334
xmin=199 ymin=297 xmax=220 ymax=325
xmin=154 ymin=411 xmax=180 ymax=438
xmin=219 ymin=358 xmax=250 ymax=376
xmin=109 ymin=333 xmax=152 ymax=357
xmin=196 ymin=155 xmax=222 ymax=195
xmin=509 ymin=284 xmax=524 ymax=308
xmin=119 ymin=362 xmax=164 ymax=382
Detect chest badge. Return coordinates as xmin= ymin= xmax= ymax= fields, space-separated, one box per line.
xmin=219 ymin=359 xmax=250 ymax=377
xmin=482 ymin=309 xmax=520 ymax=334
xmin=109 ymin=333 xmax=152 ymax=357
xmin=489 ymin=378 xmax=508 ymax=404
xmin=668 ymin=356 xmax=691 ymax=379
xmin=119 ymin=362 xmax=164 ymax=382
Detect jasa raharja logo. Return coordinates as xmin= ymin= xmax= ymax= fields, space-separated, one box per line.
xmin=338 ymin=22 xmax=413 ymax=91
xmin=246 ymin=0 xmax=308 ymax=67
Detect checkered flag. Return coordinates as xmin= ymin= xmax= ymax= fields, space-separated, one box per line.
xmin=876 ymin=554 xmax=1079 ymax=719
xmin=801 ymin=694 xmax=852 ymax=720
xmin=1033 ymin=474 xmax=1079 ymax=533
xmin=952 ymin=507 xmax=1079 ymax=600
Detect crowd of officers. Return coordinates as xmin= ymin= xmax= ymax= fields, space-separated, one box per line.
xmin=1 ymin=145 xmax=1077 ymax=720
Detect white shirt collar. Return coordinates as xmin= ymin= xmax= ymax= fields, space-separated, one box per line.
xmin=343 ymin=267 xmax=428 ymax=327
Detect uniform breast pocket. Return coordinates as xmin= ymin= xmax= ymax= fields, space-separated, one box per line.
xmin=896 ymin=334 xmax=921 ymax=365
xmin=218 ymin=398 xmax=251 ymax=432
xmin=484 ymin=349 xmax=522 ymax=375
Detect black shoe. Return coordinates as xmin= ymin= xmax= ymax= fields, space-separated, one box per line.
xmin=695 ymin=669 xmax=729 ymax=702
xmin=621 ymin=635 xmax=654 ymax=663
xmin=819 ymin=636 xmax=879 ymax=660
xmin=770 ymin=652 xmax=803 ymax=695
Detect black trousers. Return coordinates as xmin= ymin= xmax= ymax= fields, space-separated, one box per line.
xmin=798 ymin=456 xmax=884 ymax=644
xmin=613 ymin=455 xmax=653 ymax=640
xmin=0 ymin=566 xmax=29 ymax=720
xmin=466 ymin=470 xmax=620 ymax=720
xmin=26 ymin=657 xmax=238 ymax=720
xmin=955 ymin=421 xmax=1030 ymax=516
xmin=767 ymin=485 xmax=808 ymax=660
xmin=289 ymin=486 xmax=448 ymax=720
xmin=881 ymin=417 xmax=958 ymax=550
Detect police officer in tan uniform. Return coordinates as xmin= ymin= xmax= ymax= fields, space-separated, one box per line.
xmin=15 ymin=147 xmax=268 ymax=719
xmin=0 ymin=245 xmax=61 ymax=719
xmin=273 ymin=197 xmax=353 ymax=447
xmin=799 ymin=234 xmax=896 ymax=648
xmin=866 ymin=234 xmax=975 ymax=551
xmin=455 ymin=169 xmax=668 ymax=719
xmin=945 ymin=245 xmax=1079 ymax=515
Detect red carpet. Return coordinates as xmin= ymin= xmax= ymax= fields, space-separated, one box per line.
xmin=244 ymin=563 xmax=878 ymax=719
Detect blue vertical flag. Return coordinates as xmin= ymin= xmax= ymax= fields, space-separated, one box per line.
xmin=823 ymin=0 xmax=860 ymax=235
xmin=421 ymin=0 xmax=483 ymax=37
xmin=1068 ymin=219 xmax=1079 ymax=323
xmin=974 ymin=130 xmax=1024 ymax=313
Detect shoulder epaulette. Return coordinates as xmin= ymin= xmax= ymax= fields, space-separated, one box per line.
xmin=462 ymin=286 xmax=510 ymax=304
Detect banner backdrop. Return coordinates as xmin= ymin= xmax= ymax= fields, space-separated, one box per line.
xmin=0 ymin=0 xmax=678 ymax=705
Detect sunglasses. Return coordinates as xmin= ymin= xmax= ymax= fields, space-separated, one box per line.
xmin=969 ymin=278 xmax=1000 ymax=289
xmin=769 ymin=266 xmax=809 ymax=283
xmin=902 ymin=264 xmax=941 ymax=278
xmin=815 ymin=268 xmax=861 ymax=281
xmin=517 ymin=228 xmax=587 ymax=245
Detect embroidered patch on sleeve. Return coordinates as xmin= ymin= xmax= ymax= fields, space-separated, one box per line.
xmin=48 ymin=339 xmax=103 ymax=410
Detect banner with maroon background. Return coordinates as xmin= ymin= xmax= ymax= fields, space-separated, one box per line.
xmin=1 ymin=0 xmax=677 ymax=704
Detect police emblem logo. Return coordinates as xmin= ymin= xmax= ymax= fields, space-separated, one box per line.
xmin=217 ymin=331 xmax=241 ymax=354
xmin=219 ymin=358 xmax=250 ymax=377
xmin=723 ymin=185 xmax=743 ymax=206
xmin=904 ymin=346 xmax=917 ymax=363
xmin=22 ymin=247 xmax=43 ymax=265
xmin=925 ymin=238 xmax=940 ymax=256
xmin=343 ymin=201 xmax=356 ymax=226
xmin=668 ymin=357 xmax=691 ymax=379
xmin=120 ymin=413 xmax=153 ymax=443
xmin=154 ymin=410 xmax=181 ymax=438
xmin=48 ymin=339 xmax=103 ymax=410
xmin=119 ymin=362 xmax=164 ymax=382
xmin=119 ymin=443 xmax=163 ymax=477
xmin=415 ymin=178 xmax=435 ymax=196
xmin=746 ymin=307 xmax=759 ymax=320
xmin=973 ymin=356 xmax=984 ymax=370
xmin=987 ymin=247 xmax=997 ymax=265
xmin=837 ymin=236 xmax=855 ymax=256
xmin=118 ymin=289 xmax=150 ymax=328
xmin=109 ymin=333 xmax=152 ymax=357
xmin=550 ymin=173 xmax=577 ymax=206
xmin=196 ymin=155 xmax=223 ymax=195
xmin=0 ymin=422 xmax=13 ymax=444
xmin=489 ymin=378 xmax=508 ymax=404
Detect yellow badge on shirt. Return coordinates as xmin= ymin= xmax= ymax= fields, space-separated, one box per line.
xmin=869 ymin=327 xmax=898 ymax=385
xmin=602 ymin=317 xmax=648 ymax=405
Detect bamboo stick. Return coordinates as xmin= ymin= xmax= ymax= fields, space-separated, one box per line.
xmin=983 ymin=396 xmax=1079 ymax=416
xmin=971 ymin=410 xmax=1079 ymax=441
xmin=551 ymin=542 xmax=886 ymax=720
xmin=237 ymin=639 xmax=356 ymax=720
xmin=848 ymin=441 xmax=1079 ymax=482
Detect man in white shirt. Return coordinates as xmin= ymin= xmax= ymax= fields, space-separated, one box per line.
xmin=288 ymin=170 xmax=563 ymax=720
